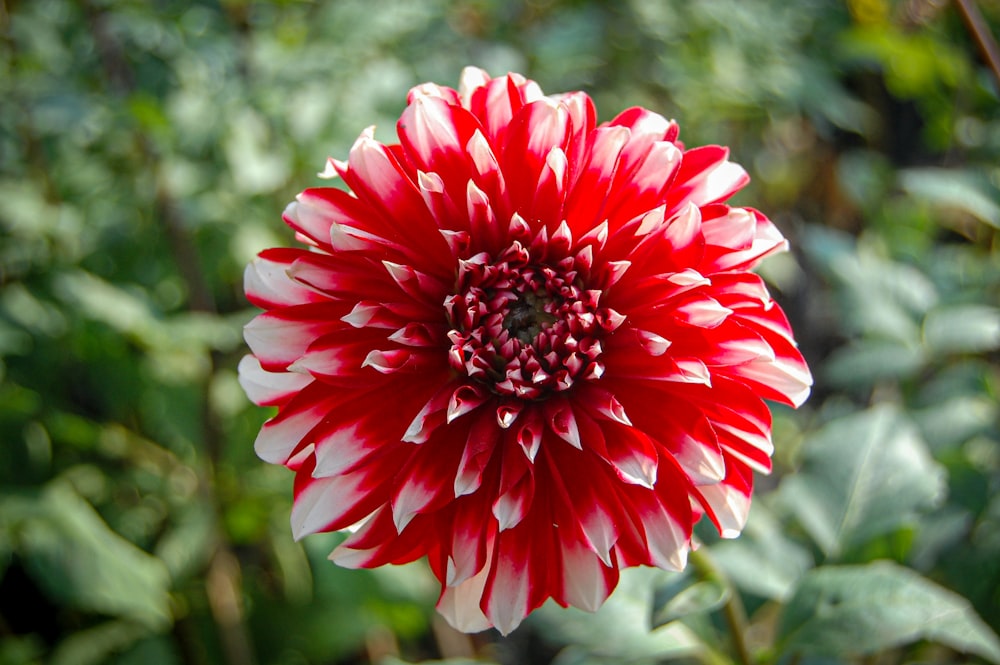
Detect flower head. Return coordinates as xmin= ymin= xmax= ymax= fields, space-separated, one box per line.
xmin=240 ymin=68 xmax=812 ymax=635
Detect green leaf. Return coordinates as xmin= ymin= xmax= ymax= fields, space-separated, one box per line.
xmin=778 ymin=405 xmax=945 ymax=558
xmin=777 ymin=561 xmax=1000 ymax=663
xmin=913 ymin=394 xmax=998 ymax=452
xmin=710 ymin=502 xmax=814 ymax=600
xmin=532 ymin=568 xmax=705 ymax=665
xmin=923 ymin=305 xmax=1000 ymax=355
xmin=823 ymin=340 xmax=925 ymax=389
xmin=651 ymin=572 xmax=729 ymax=627
xmin=900 ymin=168 xmax=1000 ymax=229
xmin=1 ymin=483 xmax=172 ymax=630
xmin=801 ymin=227 xmax=936 ymax=343
xmin=49 ymin=621 xmax=146 ymax=665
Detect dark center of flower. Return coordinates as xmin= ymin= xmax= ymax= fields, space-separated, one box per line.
xmin=444 ymin=241 xmax=620 ymax=399
xmin=502 ymin=293 xmax=558 ymax=344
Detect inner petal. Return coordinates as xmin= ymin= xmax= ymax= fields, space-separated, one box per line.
xmin=445 ymin=240 xmax=620 ymax=400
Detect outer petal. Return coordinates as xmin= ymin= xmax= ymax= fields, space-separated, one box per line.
xmin=481 ymin=505 xmax=555 ymax=635
xmin=666 ymin=145 xmax=750 ymax=212
xmin=238 ymin=355 xmax=312 ymax=408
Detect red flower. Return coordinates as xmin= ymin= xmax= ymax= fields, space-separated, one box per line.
xmin=240 ymin=68 xmax=811 ymax=635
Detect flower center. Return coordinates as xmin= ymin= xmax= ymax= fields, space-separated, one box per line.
xmin=502 ymin=292 xmax=558 ymax=344
xmin=444 ymin=241 xmax=618 ymax=399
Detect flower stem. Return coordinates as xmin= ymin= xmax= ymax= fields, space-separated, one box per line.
xmin=955 ymin=0 xmax=1000 ymax=89
xmin=690 ymin=547 xmax=754 ymax=665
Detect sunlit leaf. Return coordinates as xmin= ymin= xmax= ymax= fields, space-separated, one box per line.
xmin=533 ymin=568 xmax=705 ymax=665
xmin=913 ymin=394 xmax=997 ymax=452
xmin=710 ymin=502 xmax=813 ymax=600
xmin=823 ymin=340 xmax=925 ymax=389
xmin=778 ymin=561 xmax=1000 ymax=664
xmin=651 ymin=573 xmax=729 ymax=627
xmin=900 ymin=168 xmax=1000 ymax=229
xmin=923 ymin=305 xmax=1000 ymax=355
xmin=778 ymin=405 xmax=945 ymax=558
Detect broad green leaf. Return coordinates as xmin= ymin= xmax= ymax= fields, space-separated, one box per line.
xmin=1 ymin=483 xmax=172 ymax=630
xmin=652 ymin=572 xmax=729 ymax=627
xmin=49 ymin=621 xmax=146 ymax=665
xmin=823 ymin=340 xmax=925 ymax=389
xmin=778 ymin=405 xmax=945 ymax=558
xmin=900 ymin=168 xmax=1000 ymax=229
xmin=777 ymin=561 xmax=1000 ymax=663
xmin=923 ymin=305 xmax=1000 ymax=355
xmin=801 ymin=227 xmax=936 ymax=342
xmin=913 ymin=394 xmax=997 ymax=452
xmin=909 ymin=507 xmax=972 ymax=571
xmin=710 ymin=502 xmax=813 ymax=600
xmin=533 ymin=568 xmax=705 ymax=665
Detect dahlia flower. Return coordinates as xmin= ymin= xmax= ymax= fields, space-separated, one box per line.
xmin=240 ymin=68 xmax=811 ymax=635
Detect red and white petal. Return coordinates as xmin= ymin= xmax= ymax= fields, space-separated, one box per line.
xmin=612 ymin=380 xmax=726 ymax=485
xmin=481 ymin=514 xmax=553 ymax=635
xmin=502 ymin=98 xmax=573 ymax=220
xmin=291 ymin=450 xmax=406 ymax=538
xmin=244 ymin=302 xmax=349 ymax=371
xmin=253 ymin=382 xmax=339 ymax=464
xmin=311 ymin=382 xmax=434 ymax=478
xmin=492 ymin=440 xmax=535 ymax=532
xmin=557 ymin=535 xmax=618 ymax=612
xmin=728 ymin=350 xmax=813 ymax=408
xmin=694 ymin=460 xmax=753 ymax=539
xmin=703 ymin=209 xmax=788 ymax=273
xmin=601 ymin=421 xmax=658 ymax=489
xmin=329 ymin=506 xmax=427 ymax=569
xmin=244 ymin=248 xmax=328 ymax=309
xmin=564 ymin=125 xmax=631 ymax=233
xmin=667 ymin=145 xmax=750 ymax=211
xmin=392 ymin=435 xmax=466 ymax=532
xmin=437 ymin=537 xmax=494 ymax=634
xmin=621 ymin=477 xmax=692 ymax=571
xmin=454 ymin=411 xmax=502 ymax=497
xmin=290 ymin=330 xmax=391 ymax=381
xmin=445 ymin=493 xmax=493 ymax=587
xmin=465 ymin=72 xmax=545 ymax=146
xmin=238 ymin=354 xmax=312 ymax=407
xmin=546 ymin=448 xmax=623 ymax=566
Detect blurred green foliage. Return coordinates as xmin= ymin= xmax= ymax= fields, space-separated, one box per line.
xmin=1 ymin=0 xmax=998 ymax=664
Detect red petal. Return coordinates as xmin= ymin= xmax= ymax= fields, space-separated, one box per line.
xmin=238 ymin=355 xmax=312 ymax=407
xmin=481 ymin=510 xmax=554 ymax=635
xmin=329 ymin=506 xmax=429 ymax=569
xmin=291 ymin=449 xmax=408 ymax=538
xmin=666 ymin=145 xmax=749 ymax=211
xmin=692 ymin=458 xmax=753 ymax=538
xmin=454 ymin=411 xmax=502 ymax=497
xmin=392 ymin=432 xmax=466 ymax=532
xmin=618 ymin=475 xmax=692 ymax=571
xmin=492 ymin=437 xmax=535 ymax=531
xmin=502 ymin=98 xmax=572 ymax=222
xmin=557 ymin=535 xmax=618 ymax=612
xmin=244 ymin=248 xmax=329 ymax=309
xmin=253 ymin=381 xmax=340 ymax=464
